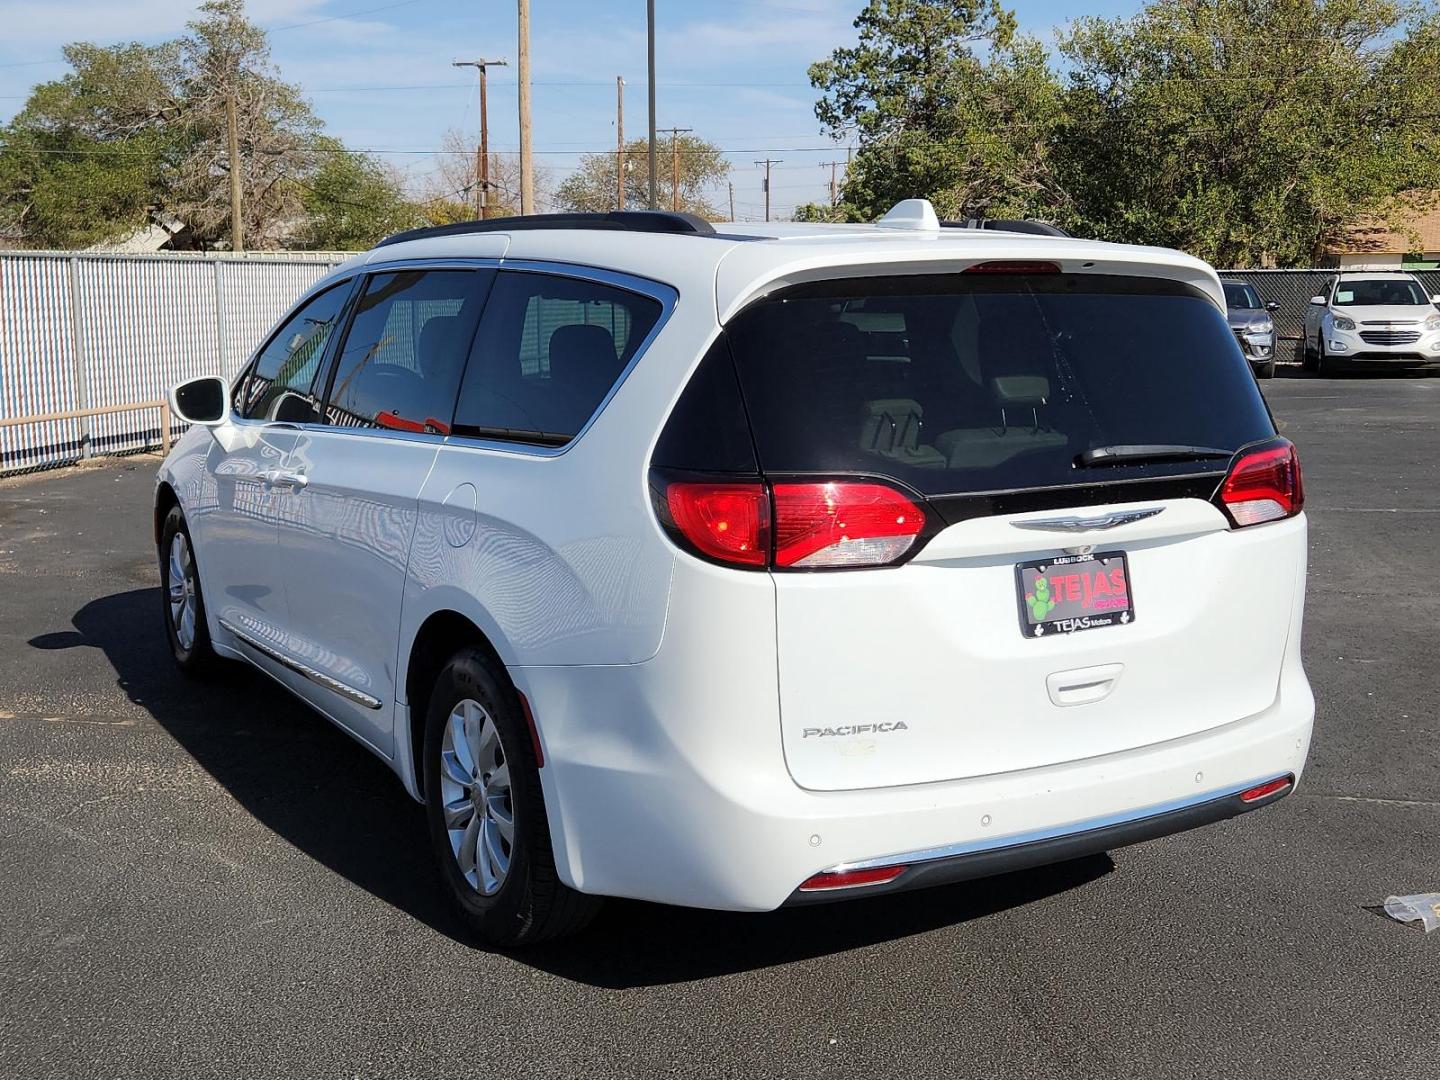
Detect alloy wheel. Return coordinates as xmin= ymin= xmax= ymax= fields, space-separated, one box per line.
xmin=439 ymin=698 xmax=514 ymax=896
xmin=167 ymin=532 xmax=198 ymax=651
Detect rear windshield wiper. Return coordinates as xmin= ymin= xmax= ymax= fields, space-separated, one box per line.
xmin=1076 ymin=444 xmax=1234 ymax=467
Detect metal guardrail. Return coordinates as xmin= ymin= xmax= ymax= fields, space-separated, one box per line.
xmin=0 ymin=399 xmax=173 ymax=455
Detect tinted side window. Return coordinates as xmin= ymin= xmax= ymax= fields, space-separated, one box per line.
xmin=323 ymin=269 xmax=491 ymax=434
xmin=651 ymin=336 xmax=758 ymax=474
xmin=453 ymin=271 xmax=663 ymax=446
xmin=239 ymin=282 xmax=350 ymax=422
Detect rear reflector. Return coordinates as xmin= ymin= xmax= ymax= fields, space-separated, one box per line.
xmin=1240 ymin=775 xmax=1294 ymax=803
xmin=665 ymin=481 xmax=770 ymax=567
xmin=963 ymin=260 xmax=1062 ymax=274
xmin=772 ymin=482 xmax=924 ymax=568
xmin=1217 ymin=439 xmax=1304 ymax=528
xmin=798 ymin=865 xmax=907 ymax=892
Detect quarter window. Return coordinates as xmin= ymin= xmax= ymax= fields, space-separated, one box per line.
xmin=239 ymin=282 xmax=350 ymax=422
xmin=452 ymin=271 xmax=663 ymax=446
xmin=323 ymin=270 xmax=491 ymax=434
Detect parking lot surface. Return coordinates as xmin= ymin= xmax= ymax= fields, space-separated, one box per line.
xmin=2 ymin=374 xmax=1439 ymax=1079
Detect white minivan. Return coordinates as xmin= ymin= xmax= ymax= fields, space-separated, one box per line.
xmin=158 ymin=201 xmax=1313 ymax=945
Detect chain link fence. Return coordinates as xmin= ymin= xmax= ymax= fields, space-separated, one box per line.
xmin=1221 ymin=268 xmax=1440 ymax=345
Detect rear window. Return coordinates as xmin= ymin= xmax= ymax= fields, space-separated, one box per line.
xmin=724 ymin=273 xmax=1274 ymax=497
xmin=1223 ymin=282 xmax=1261 ymax=309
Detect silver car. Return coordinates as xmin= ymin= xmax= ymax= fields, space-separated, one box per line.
xmin=1222 ymin=281 xmax=1279 ymax=379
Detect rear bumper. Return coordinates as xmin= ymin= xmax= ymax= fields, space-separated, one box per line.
xmin=514 ymin=645 xmax=1315 ymax=912
xmin=783 ymin=774 xmax=1292 ymax=905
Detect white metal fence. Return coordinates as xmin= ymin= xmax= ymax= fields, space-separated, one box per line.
xmin=0 ymin=251 xmax=345 ymax=474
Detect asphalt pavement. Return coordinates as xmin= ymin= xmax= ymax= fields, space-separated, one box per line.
xmin=2 ymin=371 xmax=1439 ymax=1079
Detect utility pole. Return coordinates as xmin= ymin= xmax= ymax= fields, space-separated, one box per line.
xmin=728 ymin=181 xmax=735 ymax=222
xmin=646 ymin=0 xmax=658 ymax=209
xmin=616 ymin=76 xmax=625 ymax=211
xmin=225 ymin=90 xmax=244 ymax=252
xmin=517 ymin=0 xmax=534 ymax=214
xmin=820 ymin=160 xmax=844 ymax=207
xmin=659 ymin=127 xmax=692 ymax=212
xmin=453 ymin=58 xmax=508 ymax=218
xmin=754 ymin=157 xmax=782 ymax=222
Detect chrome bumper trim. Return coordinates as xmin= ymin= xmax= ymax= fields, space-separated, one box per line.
xmin=829 ymin=776 xmax=1277 ymax=873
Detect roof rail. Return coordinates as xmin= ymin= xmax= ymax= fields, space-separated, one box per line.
xmin=941 ymin=218 xmax=1071 ymax=238
xmin=375 ymin=210 xmax=717 ymax=248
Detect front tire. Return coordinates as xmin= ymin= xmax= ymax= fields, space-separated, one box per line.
xmin=1301 ymin=332 xmax=1318 ymax=372
xmin=1316 ymin=339 xmax=1337 ymax=377
xmin=1254 ymin=357 xmax=1276 ymax=380
xmin=422 ymin=647 xmax=601 ymax=947
xmin=159 ymin=505 xmax=217 ymax=676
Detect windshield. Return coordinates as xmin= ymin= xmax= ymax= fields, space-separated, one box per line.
xmin=725 ymin=273 xmax=1275 ymax=498
xmin=1223 ymin=283 xmax=1261 ymax=309
xmin=1334 ymin=278 xmax=1429 ymax=306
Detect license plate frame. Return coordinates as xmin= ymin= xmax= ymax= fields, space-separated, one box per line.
xmin=1015 ymin=550 xmax=1135 ymax=639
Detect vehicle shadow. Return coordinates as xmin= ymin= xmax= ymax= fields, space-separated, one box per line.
xmin=34 ymin=586 xmax=1114 ymax=986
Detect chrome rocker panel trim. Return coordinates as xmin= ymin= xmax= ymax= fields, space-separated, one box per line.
xmin=218 ymin=617 xmax=383 ymax=710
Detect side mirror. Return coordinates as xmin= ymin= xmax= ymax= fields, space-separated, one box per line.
xmin=170 ymin=375 xmax=229 ymax=427
xmin=1309 ymin=296 xmax=1326 ymax=306
xmin=1430 ymin=295 xmax=1440 ymax=305
xmin=1266 ymin=301 xmax=1280 ymax=311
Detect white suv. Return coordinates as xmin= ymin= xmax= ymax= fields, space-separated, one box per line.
xmin=159 ymin=201 xmax=1313 ymax=946
xmin=1302 ymin=270 xmax=1440 ymax=374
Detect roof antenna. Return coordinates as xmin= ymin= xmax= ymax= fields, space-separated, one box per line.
xmin=877 ymin=199 xmax=940 ymax=231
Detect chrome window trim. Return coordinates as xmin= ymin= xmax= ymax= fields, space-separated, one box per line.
xmin=219 ymin=617 xmax=383 ymax=710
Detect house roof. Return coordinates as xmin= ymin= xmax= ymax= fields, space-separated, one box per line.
xmin=1330 ymin=196 xmax=1440 ymax=255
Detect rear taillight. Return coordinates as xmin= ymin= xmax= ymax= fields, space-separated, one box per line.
xmin=665 ymin=481 xmax=770 ymax=567
xmin=773 ymin=482 xmax=924 ymax=568
xmin=655 ymin=475 xmax=928 ymax=570
xmin=1217 ymin=439 xmax=1304 ymax=528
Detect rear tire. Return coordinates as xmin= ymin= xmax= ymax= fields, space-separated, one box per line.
xmin=422 ymin=647 xmax=601 ymax=947
xmin=159 ymin=506 xmax=218 ymax=676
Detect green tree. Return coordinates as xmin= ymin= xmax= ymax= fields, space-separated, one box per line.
xmin=0 ymin=42 xmax=184 ymax=247
xmin=0 ymin=0 xmax=389 ymax=250
xmin=1056 ymin=0 xmax=1440 ymax=265
xmin=554 ymin=135 xmax=729 ymax=219
xmin=809 ymin=0 xmax=1072 ymax=223
xmin=171 ymin=0 xmax=324 ymax=247
xmin=297 ymin=138 xmax=422 ymax=249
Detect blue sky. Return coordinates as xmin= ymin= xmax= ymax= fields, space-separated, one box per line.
xmin=0 ymin=0 xmax=1139 ymax=220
